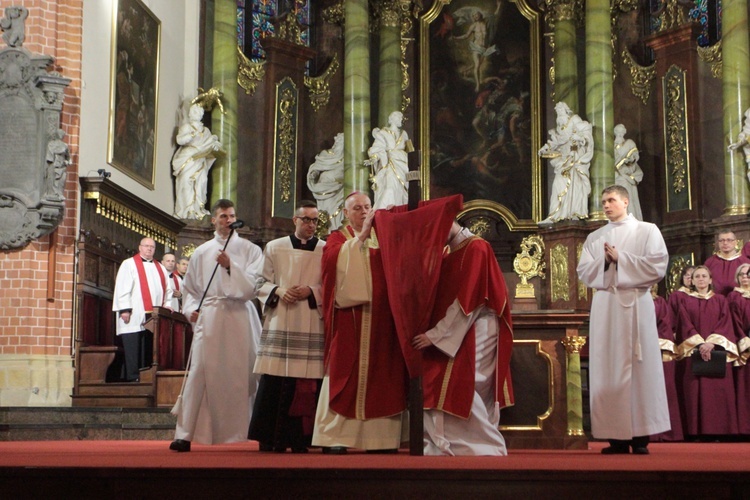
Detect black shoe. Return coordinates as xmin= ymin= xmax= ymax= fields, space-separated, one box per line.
xmin=321 ymin=446 xmax=347 ymax=455
xmin=169 ymin=439 xmax=191 ymax=452
xmin=366 ymin=448 xmax=399 ymax=454
xmin=632 ymin=447 xmax=649 ymax=455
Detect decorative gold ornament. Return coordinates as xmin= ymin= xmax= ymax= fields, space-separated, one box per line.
xmin=697 ymin=41 xmax=722 ymax=79
xmin=180 ymin=243 xmax=197 ymax=259
xmin=560 ymin=335 xmax=587 ymax=354
xmin=237 ymin=46 xmax=266 ymax=96
xmin=621 ymin=50 xmax=656 ymax=105
xmin=654 ymin=0 xmax=688 ymax=32
xmin=192 ymin=86 xmax=226 ymax=114
xmin=276 ymin=86 xmax=296 ymax=203
xmin=541 ymin=0 xmax=583 ymax=29
xmin=550 ymin=243 xmax=569 ymax=302
xmin=513 ymin=235 xmax=546 ymax=299
xmin=667 ymin=255 xmax=693 ymax=295
xmin=468 ymin=217 xmax=491 ymax=238
xmin=322 ymin=2 xmax=344 ymax=25
xmin=577 ymin=242 xmax=587 ymax=300
xmin=664 ymin=65 xmax=688 ymax=194
xmin=275 ymin=11 xmax=305 ymax=46
xmin=304 ymin=53 xmax=339 ymax=112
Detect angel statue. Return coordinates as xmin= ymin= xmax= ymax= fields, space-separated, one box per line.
xmin=172 ymin=103 xmax=222 ymax=220
xmin=448 ymin=0 xmax=503 ymax=91
xmin=307 ymin=133 xmax=345 ymax=233
xmin=728 ymin=108 xmax=750 ymax=183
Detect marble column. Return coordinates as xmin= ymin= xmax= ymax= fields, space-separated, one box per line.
xmin=209 ymin=0 xmax=239 ymax=205
xmin=584 ymin=0 xmax=614 ymax=219
xmin=377 ymin=1 xmax=402 ymax=128
xmin=723 ymin=0 xmax=750 ymax=214
xmin=561 ymin=335 xmax=587 ymax=437
xmin=344 ymin=0 xmax=371 ymax=194
xmin=550 ymin=0 xmax=579 ymax=113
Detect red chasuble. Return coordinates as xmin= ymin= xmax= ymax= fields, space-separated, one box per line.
xmin=133 ymin=255 xmax=166 ymax=313
xmin=422 ymin=237 xmax=514 ymax=418
xmin=321 ymin=226 xmax=407 ymax=420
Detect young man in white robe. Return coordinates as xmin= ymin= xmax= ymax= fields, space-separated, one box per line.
xmin=577 ymin=185 xmax=671 ymax=454
xmin=249 ymin=201 xmax=325 ymax=453
xmin=170 ymin=199 xmax=263 ymax=452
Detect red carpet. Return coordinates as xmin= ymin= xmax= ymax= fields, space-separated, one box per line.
xmin=2 ymin=441 xmax=749 ymax=498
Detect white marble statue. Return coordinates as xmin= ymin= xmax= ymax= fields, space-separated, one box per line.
xmin=728 ymin=107 xmax=750 ymax=183
xmin=307 ymin=132 xmax=345 ymax=232
xmin=172 ymin=104 xmax=222 ymax=220
xmin=614 ymin=124 xmax=644 ymax=220
xmin=367 ymin=111 xmax=410 ymax=210
xmin=538 ymin=102 xmax=592 ymax=225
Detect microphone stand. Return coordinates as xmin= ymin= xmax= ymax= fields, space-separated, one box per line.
xmin=196 ymin=222 xmax=242 ymax=313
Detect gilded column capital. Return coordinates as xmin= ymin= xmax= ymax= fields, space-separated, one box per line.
xmin=697 ymin=41 xmax=722 ymax=79
xmin=561 ymin=335 xmax=587 ymax=354
xmin=323 ymin=2 xmax=345 ymax=25
xmin=543 ymin=0 xmax=583 ymax=29
xmin=377 ymin=0 xmax=401 ymax=28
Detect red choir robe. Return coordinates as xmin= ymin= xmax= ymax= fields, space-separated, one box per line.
xmin=668 ymin=286 xmax=691 ymax=320
xmin=320 ymin=226 xmax=407 ymax=419
xmin=651 ymin=295 xmax=683 ymax=441
xmin=727 ymin=288 xmax=750 ymax=434
xmin=704 ymin=254 xmax=749 ymax=296
xmin=676 ymin=292 xmax=739 ymax=436
xmin=422 ymin=236 xmax=514 ymax=418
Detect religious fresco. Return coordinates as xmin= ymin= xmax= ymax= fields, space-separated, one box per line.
xmin=107 ymin=0 xmax=161 ymax=189
xmin=421 ymin=0 xmax=543 ymax=230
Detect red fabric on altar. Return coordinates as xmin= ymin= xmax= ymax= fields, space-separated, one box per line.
xmin=374 ymin=195 xmax=463 ymax=377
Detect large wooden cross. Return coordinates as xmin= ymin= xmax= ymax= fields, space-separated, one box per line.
xmin=406 ymin=148 xmax=423 ymax=456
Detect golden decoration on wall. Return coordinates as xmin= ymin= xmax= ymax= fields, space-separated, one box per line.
xmin=276 ymin=86 xmax=296 ymax=204
xmin=621 ymin=50 xmax=656 ymax=105
xmin=697 ymin=41 xmax=722 ymax=79
xmin=561 ymin=335 xmax=587 ymax=354
xmin=322 ymin=2 xmax=344 ymax=25
xmin=467 ymin=216 xmax=491 ymax=238
xmin=541 ymin=0 xmax=583 ymax=29
xmin=653 ymin=0 xmax=688 ymax=32
xmin=664 ymin=65 xmax=689 ymax=196
xmin=304 ymin=53 xmax=339 ymax=112
xmin=83 ymin=191 xmax=178 ymax=248
xmin=513 ymin=235 xmax=546 ymax=299
xmin=550 ymin=243 xmax=569 ymax=302
xmin=180 ymin=243 xmax=197 ymax=259
xmin=576 ymin=242 xmax=587 ymax=300
xmin=275 ymin=11 xmax=305 ymax=46
xmin=192 ymin=86 xmax=226 ymax=114
xmin=237 ymin=46 xmax=266 ymax=96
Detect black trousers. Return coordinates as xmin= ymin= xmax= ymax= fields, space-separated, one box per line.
xmin=121 ymin=330 xmax=152 ymax=381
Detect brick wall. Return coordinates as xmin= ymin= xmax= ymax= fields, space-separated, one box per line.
xmin=0 ymin=1 xmax=83 ymax=405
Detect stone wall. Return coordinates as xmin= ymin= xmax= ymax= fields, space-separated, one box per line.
xmin=0 ymin=0 xmax=83 ymax=405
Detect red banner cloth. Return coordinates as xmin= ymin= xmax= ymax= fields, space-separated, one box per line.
xmin=374 ymin=195 xmax=463 ymax=377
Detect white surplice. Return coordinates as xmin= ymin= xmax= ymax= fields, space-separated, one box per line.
xmin=112 ymin=257 xmax=172 ymax=335
xmin=174 ymin=231 xmax=263 ymax=445
xmin=577 ymin=214 xmax=671 ymax=439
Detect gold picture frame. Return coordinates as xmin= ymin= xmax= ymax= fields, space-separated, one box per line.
xmin=107 ymin=0 xmax=161 ymax=189
xmin=419 ymin=0 xmax=543 ymax=230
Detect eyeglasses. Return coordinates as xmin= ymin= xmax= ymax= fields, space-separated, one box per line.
xmin=296 ymin=216 xmax=318 ymax=225
xmin=718 ymin=238 xmax=736 ymax=243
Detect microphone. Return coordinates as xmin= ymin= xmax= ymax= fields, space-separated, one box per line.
xmin=230 ymin=220 xmax=245 ymax=230
xmin=197 ymin=219 xmax=245 ymax=312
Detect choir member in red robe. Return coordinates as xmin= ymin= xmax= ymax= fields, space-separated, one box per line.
xmin=726 ymin=263 xmax=750 ymax=435
xmin=668 ymin=265 xmax=694 ymax=319
xmin=704 ymin=231 xmax=749 ymax=296
xmin=650 ymin=285 xmax=683 ymax=441
xmin=675 ymin=266 xmax=739 ymax=437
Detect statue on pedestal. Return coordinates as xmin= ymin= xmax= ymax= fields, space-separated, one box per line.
xmin=367 ymin=111 xmax=411 ymax=210
xmin=44 ymin=129 xmax=70 ymax=201
xmin=538 ymin=102 xmax=593 ymax=225
xmin=728 ymin=108 xmax=750 ymax=183
xmin=307 ymin=132 xmax=345 ymax=233
xmin=614 ymin=124 xmax=643 ymax=220
xmin=172 ymin=103 xmax=222 ymax=220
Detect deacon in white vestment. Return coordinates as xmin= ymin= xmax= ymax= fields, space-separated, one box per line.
xmin=250 ymin=202 xmax=325 ymax=452
xmin=170 ymin=200 xmax=263 ymax=452
xmin=113 ymin=237 xmax=172 ymax=382
xmin=577 ymin=185 xmax=670 ymax=454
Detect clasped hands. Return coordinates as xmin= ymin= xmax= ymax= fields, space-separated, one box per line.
xmin=276 ymin=285 xmax=312 ymax=304
xmin=604 ymin=242 xmax=618 ymax=265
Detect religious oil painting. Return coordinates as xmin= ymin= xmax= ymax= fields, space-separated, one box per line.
xmin=421 ymin=0 xmax=542 ymax=230
xmin=107 ymin=0 xmax=161 ymax=189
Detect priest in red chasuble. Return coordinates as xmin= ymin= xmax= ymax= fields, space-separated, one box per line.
xmin=413 ymin=221 xmax=514 ymax=456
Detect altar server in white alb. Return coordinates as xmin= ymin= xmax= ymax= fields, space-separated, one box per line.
xmin=577 ymin=185 xmax=670 ymax=455
xmin=249 ymin=200 xmax=326 ymax=453
xmin=113 ymin=237 xmax=173 ymax=382
xmin=170 ymin=199 xmax=263 ymax=452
